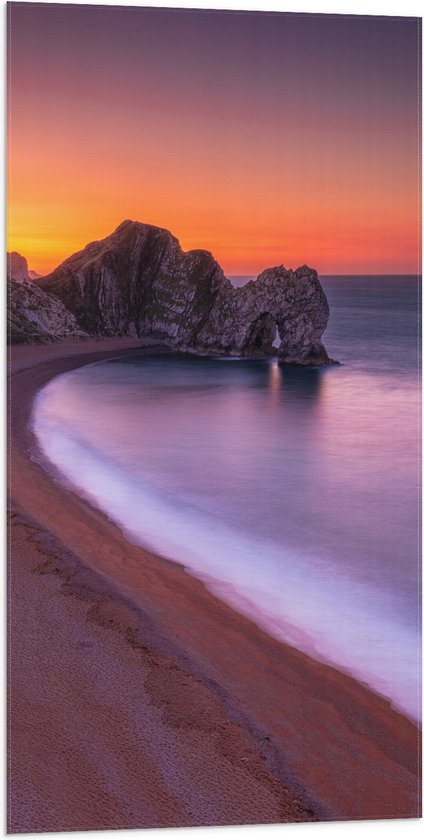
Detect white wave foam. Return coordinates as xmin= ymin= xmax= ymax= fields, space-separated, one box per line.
xmin=31 ymin=373 xmax=421 ymax=722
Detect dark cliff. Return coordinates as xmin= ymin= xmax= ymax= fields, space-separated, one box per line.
xmin=7 ymin=275 xmax=86 ymax=345
xmin=12 ymin=221 xmax=333 ymax=364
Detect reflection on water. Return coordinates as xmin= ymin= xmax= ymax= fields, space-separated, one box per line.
xmin=268 ymin=360 xmax=282 ymax=401
xmin=32 ymin=277 xmax=421 ymax=721
xmin=278 ymin=365 xmax=323 ymax=402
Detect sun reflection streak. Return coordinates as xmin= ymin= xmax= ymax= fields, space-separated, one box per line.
xmin=268 ymin=359 xmax=282 ymax=403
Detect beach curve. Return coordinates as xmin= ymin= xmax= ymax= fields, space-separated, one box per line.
xmin=8 ymin=339 xmax=421 ymax=831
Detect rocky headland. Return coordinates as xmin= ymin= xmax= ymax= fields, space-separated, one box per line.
xmin=8 ymin=220 xmax=334 ymax=364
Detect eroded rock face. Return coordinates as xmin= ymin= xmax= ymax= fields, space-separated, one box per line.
xmin=6 ymin=251 xmax=78 ymax=344
xmin=38 ymin=220 xmax=334 ymax=364
xmin=39 ymin=221 xmax=228 ymax=343
xmin=8 ymin=252 xmax=30 ymax=283
xmin=195 ymin=265 xmax=331 ymax=364
xmin=8 ymin=277 xmax=86 ymax=344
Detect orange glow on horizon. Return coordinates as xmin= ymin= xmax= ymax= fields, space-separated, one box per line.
xmin=9 ymin=199 xmax=419 ymax=279
xmin=8 ymin=4 xmax=421 ymax=278
xmin=8 ymin=111 xmax=420 ymax=277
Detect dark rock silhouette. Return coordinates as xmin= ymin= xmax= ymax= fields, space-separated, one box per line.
xmin=11 ymin=222 xmax=334 ymax=363
xmin=8 ymin=251 xmax=30 ymax=283
xmin=8 ymin=275 xmax=85 ymax=344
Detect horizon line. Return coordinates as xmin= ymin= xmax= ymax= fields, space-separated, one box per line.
xmin=228 ymin=272 xmax=423 ymax=278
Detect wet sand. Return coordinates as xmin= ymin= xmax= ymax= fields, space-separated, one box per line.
xmin=8 ymin=339 xmax=421 ymax=832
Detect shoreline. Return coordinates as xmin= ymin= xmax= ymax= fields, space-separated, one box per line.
xmin=8 ymin=338 xmax=422 ymax=831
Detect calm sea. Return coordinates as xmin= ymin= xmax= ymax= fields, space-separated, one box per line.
xmin=32 ymin=276 xmax=421 ymax=720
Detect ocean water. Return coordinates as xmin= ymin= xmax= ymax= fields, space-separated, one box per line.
xmin=32 ymin=276 xmax=421 ymax=720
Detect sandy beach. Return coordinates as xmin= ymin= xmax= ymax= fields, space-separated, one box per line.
xmin=8 ymin=339 xmax=421 ymax=832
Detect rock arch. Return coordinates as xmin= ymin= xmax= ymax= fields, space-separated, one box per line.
xmin=242 ymin=312 xmax=277 ymax=355
xmin=35 ymin=221 xmax=335 ymax=365
xmin=233 ymin=266 xmax=333 ymax=365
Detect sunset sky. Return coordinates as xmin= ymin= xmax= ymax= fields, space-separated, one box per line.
xmin=8 ymin=2 xmax=421 ymax=276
